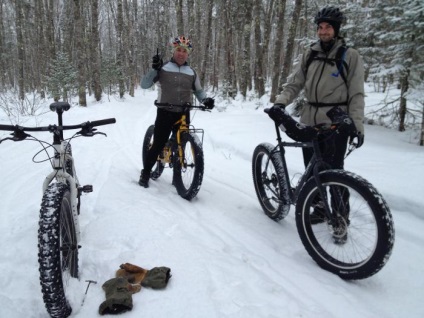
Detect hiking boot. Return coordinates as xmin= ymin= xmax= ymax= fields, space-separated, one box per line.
xmin=332 ymin=216 xmax=348 ymax=244
xmin=310 ymin=202 xmax=326 ymax=224
xmin=138 ymin=170 xmax=150 ymax=188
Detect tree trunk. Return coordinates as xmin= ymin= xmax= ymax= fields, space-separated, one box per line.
xmin=175 ymin=0 xmax=184 ymax=35
xmin=200 ymin=1 xmax=213 ymax=87
xmin=91 ymin=0 xmax=102 ymax=101
xmin=15 ymin=0 xmax=25 ymax=101
xmin=223 ymin=0 xmax=237 ymax=99
xmin=74 ymin=0 xmax=87 ymax=106
xmin=398 ymin=74 xmax=408 ymax=132
xmin=239 ymin=0 xmax=253 ymax=99
xmin=270 ymin=0 xmax=287 ymax=103
xmin=253 ymin=0 xmax=265 ymax=98
xmin=279 ymin=0 xmax=302 ymax=90
xmin=116 ymin=0 xmax=125 ymax=98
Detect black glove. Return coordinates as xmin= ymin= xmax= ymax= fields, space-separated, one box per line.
xmin=274 ymin=103 xmax=286 ymax=109
xmin=326 ymin=107 xmax=357 ymax=136
xmin=152 ymin=54 xmax=163 ymax=71
xmin=349 ymin=131 xmax=364 ymax=148
xmin=203 ymin=97 xmax=215 ymax=110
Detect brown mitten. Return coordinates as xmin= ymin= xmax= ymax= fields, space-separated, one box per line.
xmin=117 ymin=263 xmax=171 ymax=289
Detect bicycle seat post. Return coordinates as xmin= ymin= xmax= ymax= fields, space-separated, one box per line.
xmin=49 ymin=102 xmax=70 ymax=142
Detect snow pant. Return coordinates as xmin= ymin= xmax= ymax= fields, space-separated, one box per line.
xmin=302 ymin=132 xmax=350 ymax=217
xmin=143 ymin=108 xmax=189 ymax=174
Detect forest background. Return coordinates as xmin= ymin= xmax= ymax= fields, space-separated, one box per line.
xmin=0 ymin=0 xmax=423 ymax=144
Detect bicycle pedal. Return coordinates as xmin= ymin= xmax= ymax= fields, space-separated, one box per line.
xmin=79 ymin=185 xmax=93 ymax=193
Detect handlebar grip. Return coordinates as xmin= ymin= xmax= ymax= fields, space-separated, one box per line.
xmin=89 ymin=118 xmax=116 ymax=127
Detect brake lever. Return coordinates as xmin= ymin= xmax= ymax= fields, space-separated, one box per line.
xmin=77 ymin=128 xmax=107 ymax=137
xmin=0 ymin=130 xmax=31 ymax=143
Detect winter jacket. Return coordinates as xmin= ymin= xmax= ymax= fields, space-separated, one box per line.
xmin=275 ymin=38 xmax=365 ymax=134
xmin=141 ymin=58 xmax=207 ymax=112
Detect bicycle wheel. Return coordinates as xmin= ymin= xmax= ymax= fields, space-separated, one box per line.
xmin=142 ymin=124 xmax=164 ymax=179
xmin=38 ymin=183 xmax=78 ymax=318
xmin=296 ymin=170 xmax=394 ymax=280
xmin=252 ymin=143 xmax=290 ymax=221
xmin=173 ymin=132 xmax=204 ymax=200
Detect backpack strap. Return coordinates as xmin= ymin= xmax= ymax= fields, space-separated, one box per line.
xmin=331 ymin=45 xmax=349 ymax=86
xmin=305 ymin=45 xmax=348 ymax=86
xmin=305 ymin=44 xmax=350 ymax=108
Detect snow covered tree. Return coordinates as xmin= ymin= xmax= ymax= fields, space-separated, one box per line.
xmin=364 ymin=0 xmax=424 ymax=132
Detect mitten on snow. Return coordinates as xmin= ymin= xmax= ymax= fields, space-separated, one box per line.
xmin=117 ymin=263 xmax=172 ymax=289
xmin=98 ymin=277 xmax=141 ymax=315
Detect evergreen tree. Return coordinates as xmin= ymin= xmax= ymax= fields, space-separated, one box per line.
xmin=44 ymin=52 xmax=77 ymax=102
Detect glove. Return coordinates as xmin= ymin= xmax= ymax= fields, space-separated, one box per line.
xmin=326 ymin=107 xmax=357 ymax=136
xmin=98 ymin=277 xmax=141 ymax=315
xmin=202 ymin=97 xmax=215 ymax=110
xmin=152 ymin=54 xmax=163 ymax=71
xmin=265 ymin=105 xmax=317 ymax=142
xmin=274 ymin=103 xmax=286 ymax=109
xmin=117 ymin=263 xmax=172 ymax=289
xmin=349 ymin=131 xmax=364 ymax=148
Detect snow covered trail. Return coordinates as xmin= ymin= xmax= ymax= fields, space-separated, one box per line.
xmin=0 ymin=89 xmax=423 ymax=317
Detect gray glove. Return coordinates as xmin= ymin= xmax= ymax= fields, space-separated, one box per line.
xmin=99 ymin=277 xmax=140 ymax=315
xmin=141 ymin=267 xmax=172 ymax=289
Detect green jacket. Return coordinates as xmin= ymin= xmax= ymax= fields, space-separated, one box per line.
xmin=275 ymin=38 xmax=365 ymax=134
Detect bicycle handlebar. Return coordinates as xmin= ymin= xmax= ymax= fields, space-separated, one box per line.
xmin=0 ymin=118 xmax=116 ymax=143
xmin=0 ymin=118 xmax=116 ymax=133
xmin=154 ymin=100 xmax=208 ymax=111
xmin=264 ymin=106 xmax=357 ymax=140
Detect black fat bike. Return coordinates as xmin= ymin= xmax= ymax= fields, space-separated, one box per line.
xmin=252 ymin=106 xmax=394 ymax=280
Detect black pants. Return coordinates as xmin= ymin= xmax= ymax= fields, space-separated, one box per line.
xmin=143 ymin=109 xmax=189 ymax=173
xmin=302 ymin=132 xmax=348 ymax=170
xmin=303 ymin=132 xmax=350 ymax=216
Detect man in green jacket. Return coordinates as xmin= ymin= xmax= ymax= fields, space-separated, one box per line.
xmin=274 ymin=6 xmax=365 ymax=223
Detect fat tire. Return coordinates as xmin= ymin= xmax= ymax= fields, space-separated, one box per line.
xmin=173 ymin=132 xmax=204 ymax=200
xmin=142 ymin=124 xmax=164 ymax=179
xmin=38 ymin=183 xmax=78 ymax=318
xmin=296 ymin=170 xmax=394 ymax=280
xmin=252 ymin=143 xmax=290 ymax=221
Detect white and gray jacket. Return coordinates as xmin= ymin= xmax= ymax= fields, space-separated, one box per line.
xmin=141 ymin=58 xmax=206 ymax=112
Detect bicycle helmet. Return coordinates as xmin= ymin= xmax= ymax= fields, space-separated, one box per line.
xmin=172 ymin=35 xmax=193 ymax=52
xmin=314 ymin=6 xmax=346 ymax=25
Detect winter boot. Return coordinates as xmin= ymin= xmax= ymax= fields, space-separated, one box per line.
xmin=138 ymin=170 xmax=150 ymax=188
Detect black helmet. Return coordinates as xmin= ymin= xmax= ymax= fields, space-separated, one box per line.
xmin=314 ymin=6 xmax=345 ymax=25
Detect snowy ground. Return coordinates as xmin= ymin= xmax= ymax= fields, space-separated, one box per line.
xmin=0 ymin=87 xmax=423 ymax=318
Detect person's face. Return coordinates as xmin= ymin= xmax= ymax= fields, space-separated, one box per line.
xmin=173 ymin=46 xmax=189 ymax=66
xmin=317 ymin=22 xmax=335 ymax=43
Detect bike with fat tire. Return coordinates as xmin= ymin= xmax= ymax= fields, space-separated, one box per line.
xmin=252 ymin=107 xmax=394 ymax=280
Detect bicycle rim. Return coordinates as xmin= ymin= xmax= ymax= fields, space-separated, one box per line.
xmin=296 ymin=170 xmax=394 ymax=279
xmin=38 ymin=183 xmax=78 ymax=317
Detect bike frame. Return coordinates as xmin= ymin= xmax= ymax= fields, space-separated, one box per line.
xmin=156 ymin=103 xmax=205 ymax=166
xmin=272 ymin=122 xmax=333 ymax=217
xmin=42 ymin=142 xmax=81 ymax=242
xmin=42 ymin=107 xmax=81 ymax=242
